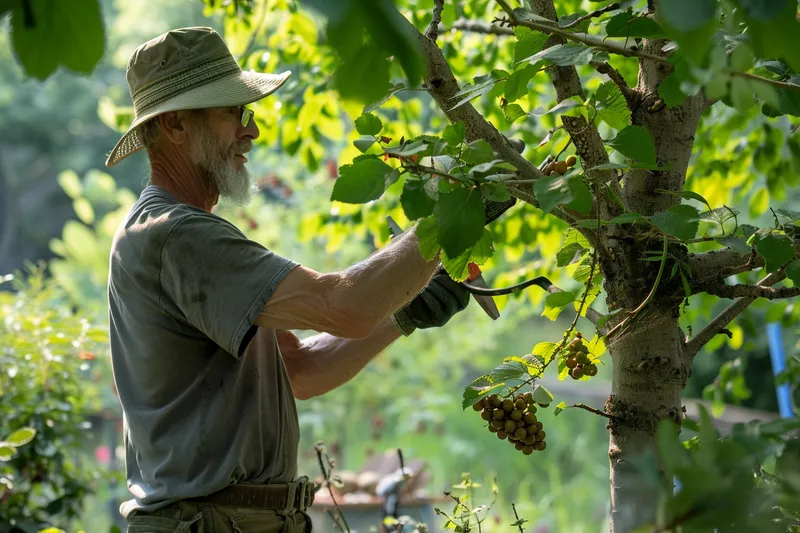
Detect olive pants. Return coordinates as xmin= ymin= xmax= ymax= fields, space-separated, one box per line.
xmin=126 ymin=500 xmax=313 ymax=533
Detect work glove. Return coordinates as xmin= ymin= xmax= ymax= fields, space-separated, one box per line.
xmin=391 ymin=270 xmax=471 ymax=336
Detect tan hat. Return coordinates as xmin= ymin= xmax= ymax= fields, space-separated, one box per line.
xmin=105 ymin=26 xmax=291 ymax=168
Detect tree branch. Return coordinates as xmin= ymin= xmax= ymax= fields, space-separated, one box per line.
xmin=560 ymin=2 xmax=620 ymax=30
xmin=495 ymin=0 xmax=800 ymax=94
xmin=695 ymin=282 xmax=800 ymax=300
xmin=687 ymin=248 xmax=763 ymax=281
xmin=426 ymin=0 xmax=445 ymax=42
xmin=591 ymin=61 xmax=636 ymax=105
xmin=684 ymin=271 xmax=786 ymax=359
xmin=448 ymin=19 xmax=514 ymax=35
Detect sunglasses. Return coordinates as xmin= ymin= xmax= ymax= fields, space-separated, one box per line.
xmin=234 ymin=105 xmax=254 ymax=127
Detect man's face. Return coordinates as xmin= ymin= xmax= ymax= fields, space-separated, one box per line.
xmin=187 ymin=107 xmax=258 ymax=206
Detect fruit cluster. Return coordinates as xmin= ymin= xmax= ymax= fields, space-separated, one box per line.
xmin=543 ymin=155 xmax=577 ymax=177
xmin=472 ymin=391 xmax=546 ymax=455
xmin=565 ymin=334 xmax=597 ymax=380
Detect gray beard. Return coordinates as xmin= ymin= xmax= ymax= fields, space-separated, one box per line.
xmin=188 ymin=125 xmax=255 ymax=206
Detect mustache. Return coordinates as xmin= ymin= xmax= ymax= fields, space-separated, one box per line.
xmin=232 ymin=141 xmax=252 ymax=155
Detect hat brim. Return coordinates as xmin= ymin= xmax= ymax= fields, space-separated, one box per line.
xmin=105 ymin=69 xmax=291 ymax=168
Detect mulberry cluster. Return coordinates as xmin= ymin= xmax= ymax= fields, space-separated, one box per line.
xmin=473 ymin=392 xmax=547 ymax=455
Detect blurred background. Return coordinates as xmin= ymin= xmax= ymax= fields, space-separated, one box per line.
xmin=1 ymin=1 xmax=797 ymax=532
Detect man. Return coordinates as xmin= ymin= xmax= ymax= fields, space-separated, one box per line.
xmin=105 ymin=27 xmax=508 ymax=533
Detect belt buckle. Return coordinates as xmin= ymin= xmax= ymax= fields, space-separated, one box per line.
xmin=295 ymin=480 xmax=308 ymax=510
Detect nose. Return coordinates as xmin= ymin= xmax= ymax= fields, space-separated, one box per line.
xmin=240 ymin=116 xmax=260 ymax=142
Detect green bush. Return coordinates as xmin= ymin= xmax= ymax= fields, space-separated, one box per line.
xmin=0 ymin=267 xmax=109 ymax=532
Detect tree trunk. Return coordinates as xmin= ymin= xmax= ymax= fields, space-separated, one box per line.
xmin=604 ymin=308 xmax=691 ymax=532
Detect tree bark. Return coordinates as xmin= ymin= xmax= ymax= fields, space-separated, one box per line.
xmin=605 ymin=309 xmax=689 ymax=533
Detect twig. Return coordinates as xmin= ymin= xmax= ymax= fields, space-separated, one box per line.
xmin=511 ymin=502 xmax=526 ymax=533
xmin=572 ymin=403 xmax=620 ymax=420
xmin=560 ymin=2 xmax=620 ymax=29
xmin=315 ymin=442 xmax=351 ymax=533
xmin=684 ymin=270 xmax=786 ymax=359
xmin=494 ymin=0 xmax=800 ymax=93
xmin=449 ymin=19 xmax=515 ymax=35
xmin=591 ymin=61 xmax=636 ymax=104
xmin=426 ymin=0 xmax=446 ymax=42
xmin=606 ymin=234 xmax=669 ymax=340
xmin=694 ymin=281 xmax=800 ymax=300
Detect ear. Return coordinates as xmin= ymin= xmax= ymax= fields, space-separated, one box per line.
xmin=157 ymin=111 xmax=190 ymax=146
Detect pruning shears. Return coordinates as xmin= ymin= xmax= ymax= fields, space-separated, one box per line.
xmin=386 ymin=215 xmax=501 ymax=320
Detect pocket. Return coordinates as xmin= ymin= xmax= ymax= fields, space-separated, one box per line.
xmin=127 ymin=513 xmax=202 ymax=533
xmin=230 ymin=512 xmax=284 ymax=533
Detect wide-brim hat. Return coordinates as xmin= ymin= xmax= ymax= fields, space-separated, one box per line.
xmin=105 ymin=26 xmax=290 ymax=168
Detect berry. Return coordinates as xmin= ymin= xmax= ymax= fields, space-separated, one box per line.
xmin=535 ymin=422 xmax=544 ymax=432
xmin=524 ymin=435 xmax=536 ymax=445
xmin=523 ymin=412 xmax=537 ymax=425
xmin=502 ymin=399 xmax=515 ymax=412
xmin=569 ymin=338 xmax=582 ymax=350
xmin=523 ymin=392 xmax=533 ymax=404
xmin=555 ymin=160 xmax=568 ymax=174
xmin=504 ymin=420 xmax=517 ymax=433
xmin=571 ymin=366 xmax=584 ymax=379
xmin=491 ymin=420 xmax=504 ymax=429
xmin=544 ymin=162 xmax=555 ymax=175
xmin=577 ymin=352 xmax=590 ymax=365
xmin=481 ymin=409 xmax=491 ymax=421
xmin=514 ymin=398 xmax=527 ymax=411
xmin=490 ymin=395 xmax=502 ymax=408
xmin=515 ymin=442 xmax=525 ymax=451
xmin=534 ymin=441 xmax=546 ymax=451
xmin=527 ymin=404 xmax=537 ymax=414
xmin=584 ymin=363 xmax=598 ymax=376
xmin=522 ymin=445 xmax=534 ymax=455
xmin=473 ymin=401 xmax=484 ymax=412
xmin=535 ymin=430 xmax=546 ymax=441
xmin=515 ymin=427 xmax=527 ymax=440
xmin=493 ymin=409 xmax=505 ymax=421
xmin=488 ymin=425 xmax=498 ymax=433
xmin=566 ymin=155 xmax=577 ymax=167
xmin=510 ymin=409 xmax=523 ymax=421
xmin=566 ymin=356 xmax=578 ymax=369
xmin=497 ymin=430 xmax=507 ymax=440
xmin=526 ymin=425 xmax=538 ymax=436
xmin=516 ymin=420 xmax=525 ymax=428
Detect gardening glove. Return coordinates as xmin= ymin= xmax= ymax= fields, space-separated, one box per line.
xmin=391 ymin=270 xmax=471 ymax=336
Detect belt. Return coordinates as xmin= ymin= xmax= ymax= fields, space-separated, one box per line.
xmin=186 ymin=478 xmax=315 ymax=513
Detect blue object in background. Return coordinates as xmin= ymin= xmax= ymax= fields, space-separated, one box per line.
xmin=766 ymin=322 xmax=794 ymax=419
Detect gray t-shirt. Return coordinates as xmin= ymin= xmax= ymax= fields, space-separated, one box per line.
xmin=108 ymin=185 xmax=301 ymax=517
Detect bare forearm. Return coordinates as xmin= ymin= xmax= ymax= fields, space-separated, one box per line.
xmin=333 ymin=228 xmax=440 ymax=328
xmin=285 ymin=320 xmax=402 ymax=399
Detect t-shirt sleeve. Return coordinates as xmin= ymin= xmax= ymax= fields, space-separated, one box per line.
xmin=158 ymin=214 xmax=299 ymax=357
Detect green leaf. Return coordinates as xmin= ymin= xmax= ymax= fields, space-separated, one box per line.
xmin=554 ymin=401 xmax=568 ymax=416
xmin=566 ymin=176 xmax=593 ymax=215
xmin=354 ymin=136 xmax=376 ymax=153
xmin=606 ymin=126 xmax=657 ymax=164
xmin=542 ymin=291 xmax=576 ymax=321
xmin=532 ymin=384 xmax=554 ymax=407
xmin=513 ymin=27 xmax=548 ymax=64
xmin=505 ymin=64 xmax=538 ymax=103
xmin=735 ymin=0 xmax=800 ymax=73
xmin=503 ymin=103 xmax=527 ymax=123
xmin=534 ymin=172 xmax=586 ymax=213
xmin=655 ymin=0 xmax=718 ymax=65
xmin=525 ymin=43 xmax=594 ymax=66
xmin=363 ymin=83 xmax=406 ymax=114
xmin=331 ymin=157 xmax=399 ymax=204
xmin=594 ymin=81 xmax=631 ymax=130
xmin=480 ymin=183 xmax=512 ymax=202
xmin=401 ymin=178 xmax=436 ymax=220
xmin=596 ymin=308 xmax=624 ymax=329
xmin=559 ymin=10 xmax=592 ymax=33
xmin=717 ymin=236 xmax=751 ymax=255
xmin=605 ymin=12 xmax=665 ymax=38
xmin=609 ymin=213 xmax=645 ymax=225
xmin=6 ymin=427 xmax=36 ymax=447
xmin=762 ymin=82 xmax=800 ymax=117
xmin=748 ymin=187 xmax=769 ymax=218
xmin=416 ymin=216 xmax=440 ymax=260
xmin=73 ymin=197 xmax=95 ymax=225
xmin=355 ymin=113 xmax=383 ymax=136
xmin=650 ymin=204 xmax=700 ymax=241
xmin=557 ymin=242 xmax=586 ymax=267
xmin=656 ymin=419 xmax=685 ymax=476
xmin=752 ymin=229 xmax=794 ymax=272
xmin=658 ymin=71 xmax=688 ymax=108
xmin=442 ymin=229 xmax=494 ymax=282
xmin=462 ymin=375 xmax=505 ymax=409
xmin=435 ymin=188 xmax=485 ymax=258
xmin=786 ymin=260 xmax=800 ymax=286
xmin=57 ymin=170 xmax=82 ymax=199
xmin=588 ymin=162 xmax=630 ymax=171
xmin=656 ymin=189 xmax=711 ymax=211
xmin=462 ymin=140 xmax=494 ymax=165
xmin=10 ymin=0 xmax=105 ymax=80
xmin=489 ymin=361 xmax=526 ymax=382
xmin=450 ymin=79 xmax=497 ymax=110
xmin=443 ymin=122 xmax=466 ymax=147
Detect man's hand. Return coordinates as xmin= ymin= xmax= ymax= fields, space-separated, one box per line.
xmin=391 ymin=270 xmax=471 ymax=336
